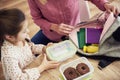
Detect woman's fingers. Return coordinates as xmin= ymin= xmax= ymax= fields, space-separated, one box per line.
xmin=60 ymin=23 xmax=74 ymax=30
xmin=104 ymin=3 xmax=120 ymax=16
xmin=59 ymin=23 xmax=74 ymax=35
xmin=115 ymin=7 xmax=120 ymax=16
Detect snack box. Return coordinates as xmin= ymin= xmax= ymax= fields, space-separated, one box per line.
xmin=46 ymin=40 xmax=77 ymax=62
xmin=59 ymin=57 xmax=94 ymax=80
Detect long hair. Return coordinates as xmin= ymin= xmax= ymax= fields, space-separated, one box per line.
xmin=0 ymin=8 xmax=25 ymax=60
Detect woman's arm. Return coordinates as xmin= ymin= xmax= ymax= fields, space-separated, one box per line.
xmin=90 ymin=0 xmax=108 ymax=11
xmin=89 ymin=0 xmax=119 ymax=15
xmin=28 ymin=0 xmax=52 ymax=32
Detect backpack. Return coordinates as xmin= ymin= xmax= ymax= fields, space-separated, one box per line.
xmin=69 ymin=12 xmax=120 ymax=69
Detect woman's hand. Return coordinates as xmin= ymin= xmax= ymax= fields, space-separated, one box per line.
xmin=38 ymin=54 xmax=60 ymax=73
xmin=50 ymin=23 xmax=74 ymax=36
xmin=104 ymin=2 xmax=119 ymax=16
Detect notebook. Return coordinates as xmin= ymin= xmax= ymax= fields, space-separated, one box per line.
xmin=77 ymin=28 xmax=86 ymax=48
xmin=86 ymin=28 xmax=103 ymax=44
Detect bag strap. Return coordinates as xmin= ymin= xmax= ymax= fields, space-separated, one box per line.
xmin=76 ymin=52 xmax=120 ymax=69
xmin=98 ymin=58 xmax=117 ymax=70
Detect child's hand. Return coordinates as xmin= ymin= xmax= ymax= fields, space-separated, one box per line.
xmin=38 ymin=54 xmax=60 ymax=73
xmin=42 ymin=42 xmax=54 ymax=53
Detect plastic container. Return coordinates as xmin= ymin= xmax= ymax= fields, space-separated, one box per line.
xmin=46 ymin=40 xmax=77 ymax=62
xmin=59 ymin=57 xmax=94 ymax=80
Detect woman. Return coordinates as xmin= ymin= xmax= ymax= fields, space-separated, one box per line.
xmin=28 ymin=0 xmax=119 ymax=45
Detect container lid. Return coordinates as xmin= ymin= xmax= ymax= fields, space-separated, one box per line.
xmin=46 ymin=40 xmax=77 ymax=61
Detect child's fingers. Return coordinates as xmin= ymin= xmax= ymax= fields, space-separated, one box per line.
xmin=49 ymin=61 xmax=61 ymax=65
xmin=42 ymin=46 xmax=47 ymax=53
xmin=49 ymin=62 xmax=60 ymax=68
xmin=52 ymin=64 xmax=60 ymax=67
xmin=47 ymin=42 xmax=53 ymax=47
xmin=50 ymin=61 xmax=59 ymax=63
xmin=43 ymin=54 xmax=47 ymax=60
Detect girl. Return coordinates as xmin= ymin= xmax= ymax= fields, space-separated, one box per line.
xmin=0 ymin=8 xmax=59 ymax=80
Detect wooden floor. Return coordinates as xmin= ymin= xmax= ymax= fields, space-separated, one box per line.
xmin=0 ymin=0 xmax=120 ymax=80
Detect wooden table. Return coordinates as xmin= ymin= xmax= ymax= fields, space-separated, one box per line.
xmin=26 ymin=54 xmax=120 ymax=80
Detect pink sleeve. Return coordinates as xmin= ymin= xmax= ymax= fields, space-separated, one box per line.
xmin=28 ymin=0 xmax=52 ymax=31
xmin=90 ymin=0 xmax=108 ymax=11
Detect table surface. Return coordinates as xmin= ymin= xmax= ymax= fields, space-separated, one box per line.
xmin=26 ymin=54 xmax=120 ymax=80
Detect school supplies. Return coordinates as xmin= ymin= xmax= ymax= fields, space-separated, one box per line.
xmin=77 ymin=28 xmax=86 ymax=48
xmin=86 ymin=28 xmax=103 ymax=44
xmin=77 ymin=28 xmax=102 ymax=49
